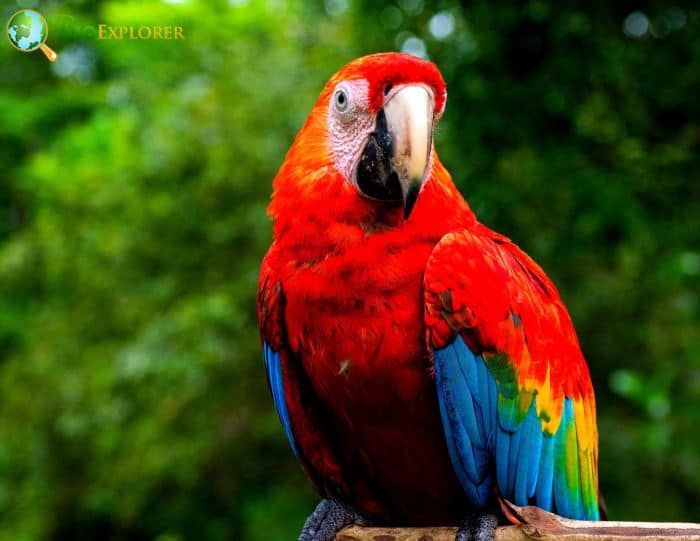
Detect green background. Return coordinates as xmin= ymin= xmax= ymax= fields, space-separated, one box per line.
xmin=1 ymin=0 xmax=699 ymax=539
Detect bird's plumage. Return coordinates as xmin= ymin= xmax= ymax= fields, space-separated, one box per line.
xmin=258 ymin=52 xmax=599 ymax=525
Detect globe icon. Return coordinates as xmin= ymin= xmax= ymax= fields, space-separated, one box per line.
xmin=6 ymin=9 xmax=57 ymax=61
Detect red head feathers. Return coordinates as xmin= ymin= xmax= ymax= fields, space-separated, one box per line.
xmin=269 ymin=53 xmax=456 ymax=237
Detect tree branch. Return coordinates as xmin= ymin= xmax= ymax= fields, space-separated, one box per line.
xmin=335 ymin=503 xmax=700 ymax=541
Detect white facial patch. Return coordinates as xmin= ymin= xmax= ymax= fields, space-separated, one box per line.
xmin=327 ymin=79 xmax=376 ymax=183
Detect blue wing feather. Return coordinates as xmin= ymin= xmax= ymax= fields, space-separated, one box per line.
xmin=495 ymin=427 xmax=510 ymax=497
xmin=514 ymin=405 xmax=541 ymax=505
xmin=507 ymin=421 xmax=523 ymax=501
xmin=445 ymin=345 xmax=480 ymax=446
xmin=263 ymin=341 xmax=299 ymax=458
xmin=522 ymin=410 xmax=543 ymax=499
xmin=434 ymin=340 xmax=492 ymax=507
xmin=536 ymin=434 xmax=555 ymax=510
xmin=475 ymin=358 xmax=491 ymax=436
xmin=553 ymin=406 xmax=571 ymax=518
xmin=454 ymin=338 xmax=480 ymax=397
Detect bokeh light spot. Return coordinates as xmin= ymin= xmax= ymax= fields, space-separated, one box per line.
xmin=51 ymin=44 xmax=96 ymax=84
xmin=428 ymin=12 xmax=455 ymax=41
xmin=623 ymin=11 xmax=650 ymax=38
xmin=324 ymin=0 xmax=348 ymax=18
xmin=401 ymin=35 xmax=427 ymax=59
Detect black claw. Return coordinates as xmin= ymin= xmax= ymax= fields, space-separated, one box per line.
xmin=456 ymin=512 xmax=498 ymax=541
xmin=298 ymin=499 xmax=370 ymax=541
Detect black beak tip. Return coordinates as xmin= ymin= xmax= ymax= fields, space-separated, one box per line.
xmin=403 ymin=183 xmax=421 ymax=220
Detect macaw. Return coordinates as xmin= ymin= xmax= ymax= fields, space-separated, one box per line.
xmin=258 ymin=53 xmax=600 ymax=541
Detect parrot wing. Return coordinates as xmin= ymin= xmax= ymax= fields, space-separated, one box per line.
xmin=258 ymin=245 xmax=353 ymax=497
xmin=424 ymin=226 xmax=599 ymax=520
xmin=258 ymin=249 xmax=300 ymax=459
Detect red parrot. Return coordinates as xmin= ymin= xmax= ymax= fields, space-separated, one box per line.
xmin=258 ymin=53 xmax=600 ymax=541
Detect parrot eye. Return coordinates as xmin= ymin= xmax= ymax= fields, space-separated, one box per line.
xmin=333 ymin=88 xmax=350 ymax=113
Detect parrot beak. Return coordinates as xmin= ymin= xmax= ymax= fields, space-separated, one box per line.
xmin=384 ymin=85 xmax=434 ymax=219
xmin=355 ymin=85 xmax=434 ymax=220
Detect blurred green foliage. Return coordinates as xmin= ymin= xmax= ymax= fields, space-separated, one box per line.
xmin=0 ymin=0 xmax=698 ymax=539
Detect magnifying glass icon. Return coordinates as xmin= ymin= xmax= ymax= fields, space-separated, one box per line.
xmin=6 ymin=9 xmax=58 ymax=62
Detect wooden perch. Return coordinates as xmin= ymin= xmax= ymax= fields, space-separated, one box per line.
xmin=335 ymin=502 xmax=700 ymax=541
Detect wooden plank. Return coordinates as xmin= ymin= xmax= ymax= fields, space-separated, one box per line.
xmin=335 ymin=503 xmax=700 ymax=541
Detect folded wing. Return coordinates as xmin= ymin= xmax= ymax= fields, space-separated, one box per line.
xmin=424 ymin=227 xmax=599 ymax=520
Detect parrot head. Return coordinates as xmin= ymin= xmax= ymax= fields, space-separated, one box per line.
xmin=270 ymin=53 xmax=449 ymax=234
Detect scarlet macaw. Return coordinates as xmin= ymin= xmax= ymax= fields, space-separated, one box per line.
xmin=258 ymin=53 xmax=600 ymax=541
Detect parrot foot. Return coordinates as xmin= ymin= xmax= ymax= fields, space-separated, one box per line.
xmin=298 ymin=498 xmax=371 ymax=541
xmin=455 ymin=511 xmax=498 ymax=541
